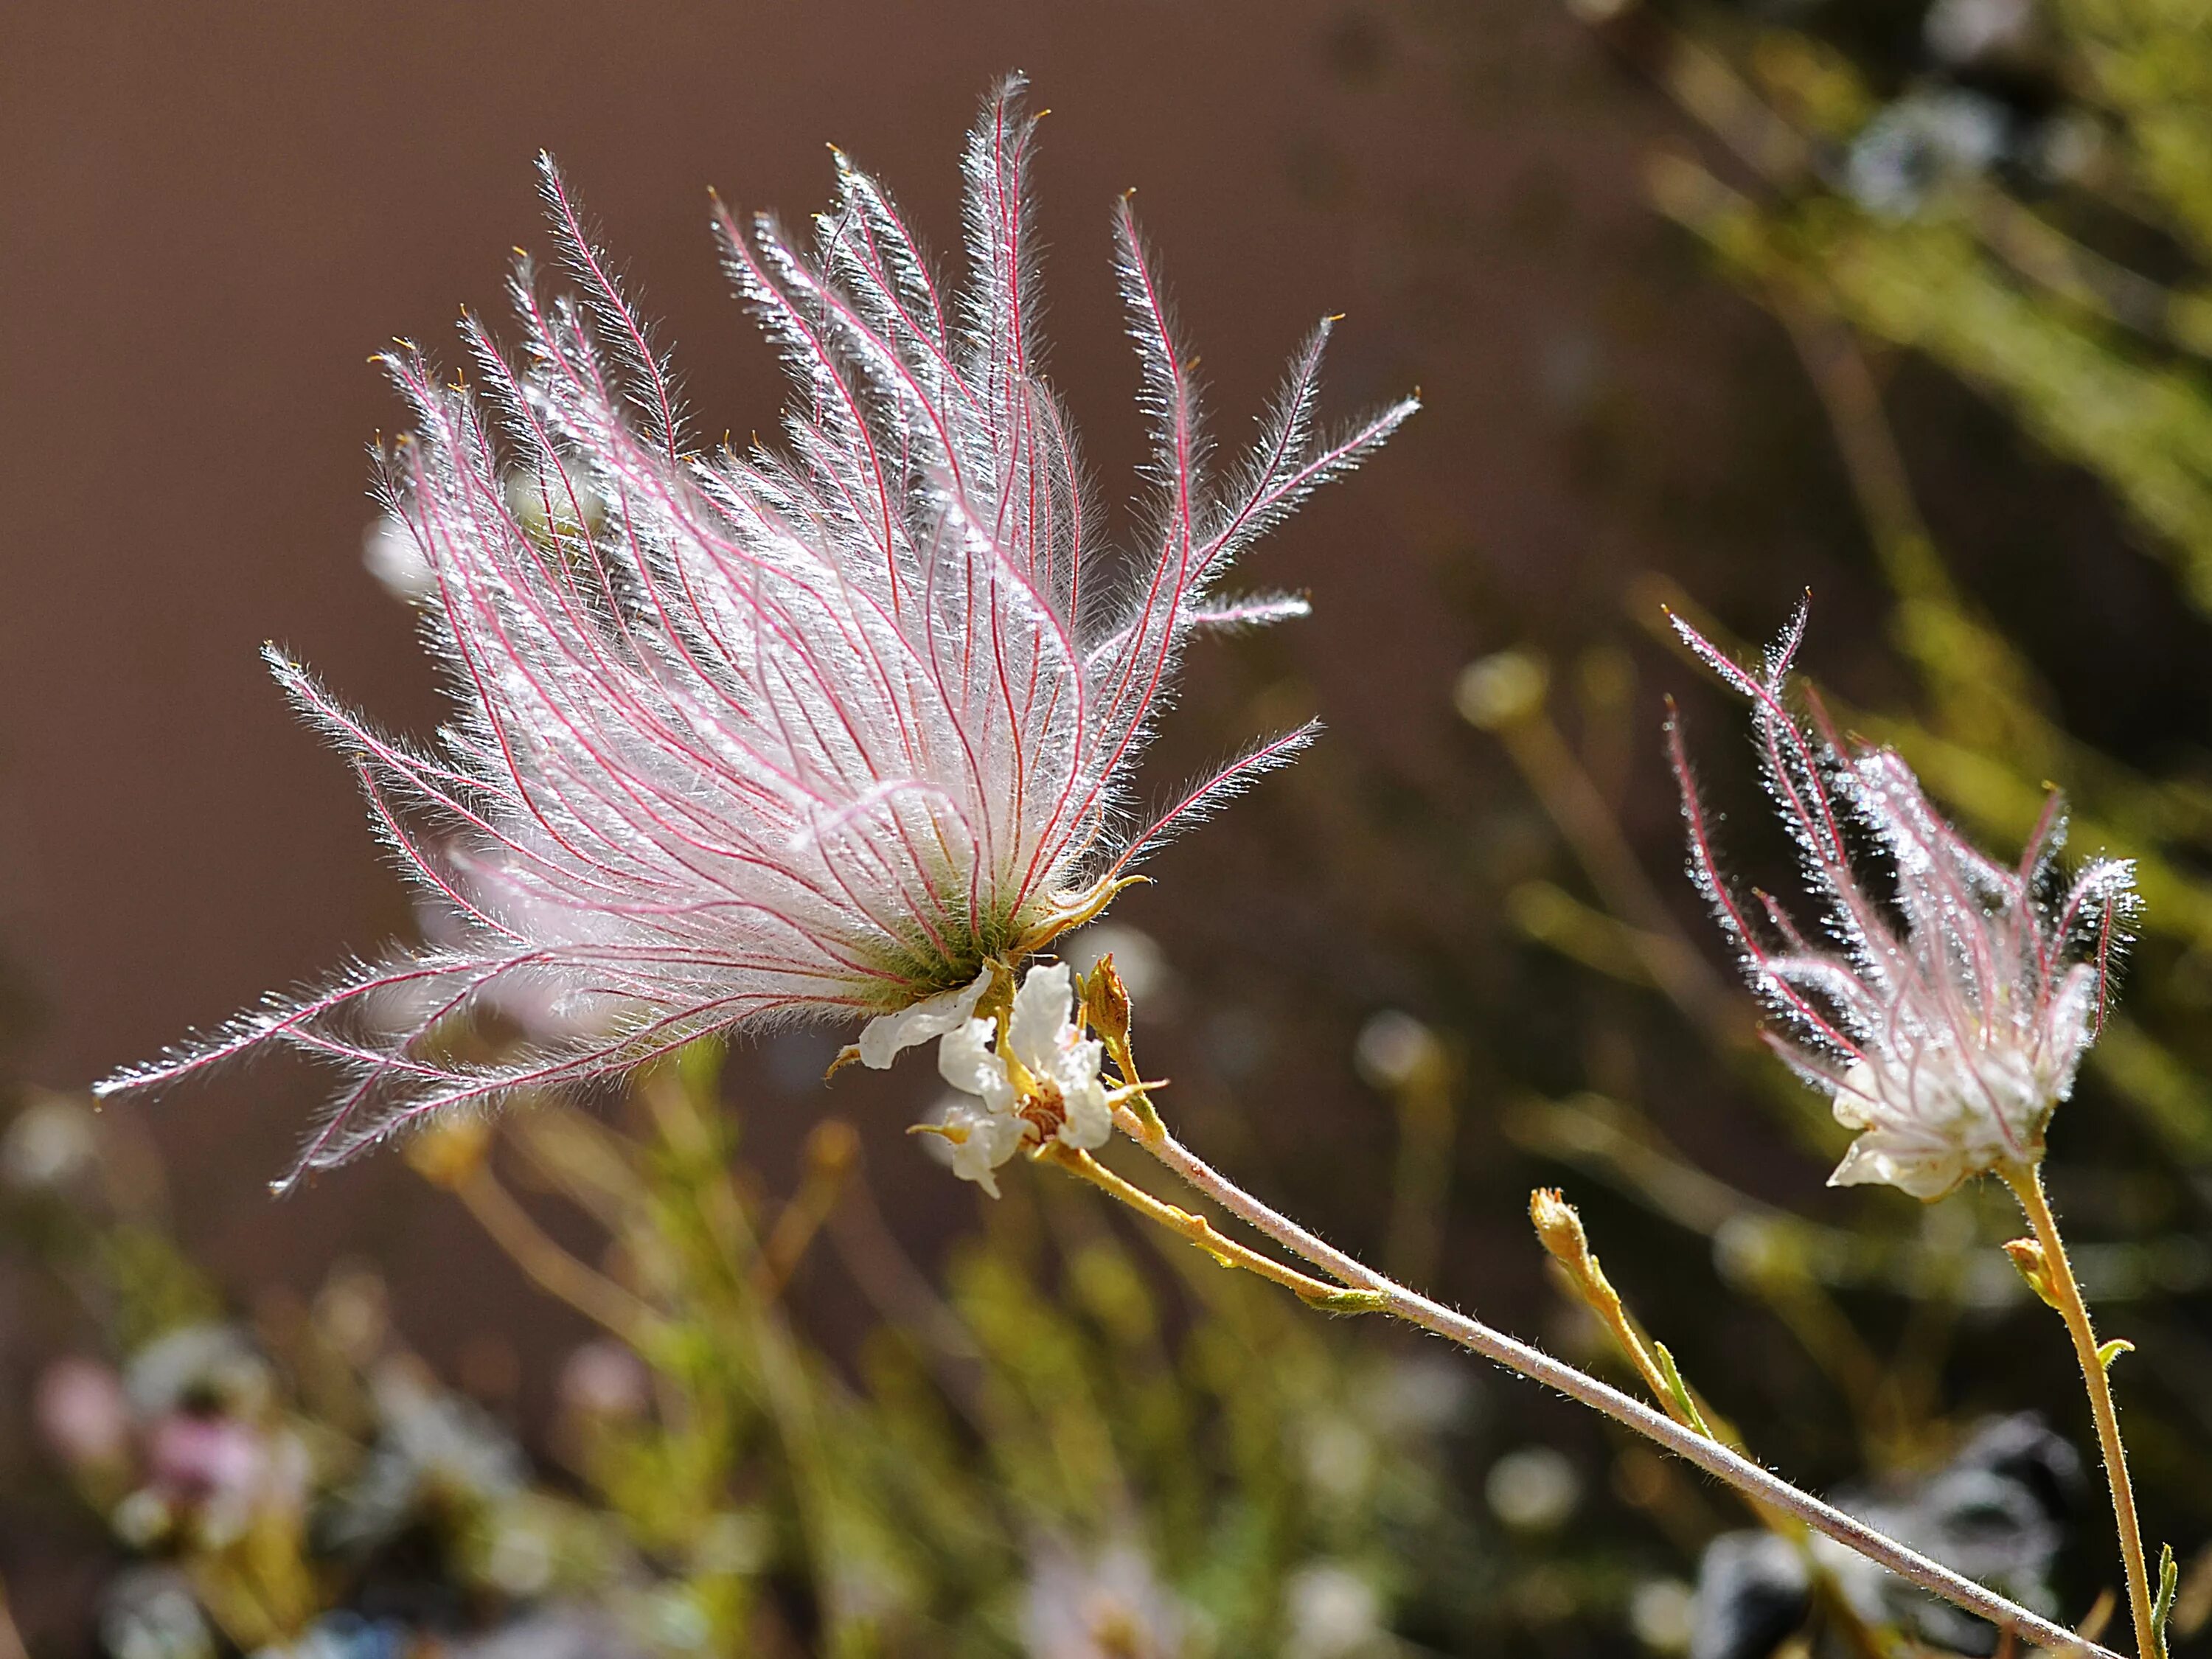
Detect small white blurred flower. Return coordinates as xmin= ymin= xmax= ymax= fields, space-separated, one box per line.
xmin=99 ymin=1566 xmax=217 ymax=1659
xmin=2033 ymin=111 xmax=2104 ymax=184
xmin=1628 ymin=1576 xmax=1695 ymax=1654
xmin=482 ymin=1503 xmax=560 ymax=1598
xmin=125 ymin=1325 xmax=271 ymax=1419
xmin=1352 ymin=1009 xmax=1447 ymax=1092
xmin=922 ymin=962 xmax=1110 ymax=1196
xmin=1371 ymin=1352 xmax=1477 ymax=1439
xmin=1022 ymin=1539 xmax=1187 ymax=1659
xmin=3 ymin=1092 xmax=100 ymax=1189
xmin=1845 ymin=88 xmax=2008 ymax=219
xmin=1284 ymin=1562 xmax=1383 ymax=1659
xmin=1453 ymin=649 xmax=1548 ymax=731
xmin=1301 ymin=1416 xmax=1374 ymax=1504
xmin=1485 ymin=1445 xmax=1580 ymax=1531
xmin=1924 ymin=0 xmax=2032 ymax=63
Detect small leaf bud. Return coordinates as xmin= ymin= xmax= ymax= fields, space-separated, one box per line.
xmin=1530 ymin=1186 xmax=1592 ymax=1269
xmin=2003 ymin=1237 xmax=2063 ymax=1310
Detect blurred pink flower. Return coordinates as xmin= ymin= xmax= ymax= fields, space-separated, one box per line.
xmin=556 ymin=1340 xmax=652 ymax=1421
xmin=97 ymin=77 xmax=1412 ymax=1184
xmin=1668 ymin=603 xmax=2138 ymax=1200
xmin=145 ymin=1412 xmax=268 ymax=1509
xmin=35 ymin=1357 xmax=131 ymax=1472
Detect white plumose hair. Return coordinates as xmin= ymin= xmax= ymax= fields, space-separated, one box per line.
xmin=98 ymin=77 xmax=1413 ymax=1185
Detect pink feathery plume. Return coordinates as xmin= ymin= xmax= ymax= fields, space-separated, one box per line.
xmin=97 ymin=77 xmax=1416 ymax=1186
xmin=1666 ymin=599 xmax=2138 ymax=1200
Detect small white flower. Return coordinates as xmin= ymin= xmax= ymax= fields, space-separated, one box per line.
xmin=1284 ymin=1562 xmax=1383 ymax=1659
xmin=923 ymin=963 xmax=1110 ymax=1195
xmin=928 ymin=1100 xmax=1029 ymax=1197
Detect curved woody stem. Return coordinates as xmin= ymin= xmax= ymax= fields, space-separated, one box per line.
xmin=1107 ymin=1098 xmax=2115 ymax=1659
xmin=2004 ymin=1162 xmax=2158 ymax=1659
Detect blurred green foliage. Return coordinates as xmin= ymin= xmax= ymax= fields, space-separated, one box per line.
xmin=2 ymin=1045 xmax=1497 ymax=1658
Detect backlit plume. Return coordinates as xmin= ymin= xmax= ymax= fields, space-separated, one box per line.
xmin=97 ymin=77 xmax=1415 ymax=1185
xmin=1668 ymin=603 xmax=2138 ymax=1200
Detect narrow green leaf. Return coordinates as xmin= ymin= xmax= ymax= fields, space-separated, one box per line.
xmin=2096 ymin=1338 xmax=2135 ymax=1371
xmin=2151 ymin=1541 xmax=2179 ymax=1659
xmin=1652 ymin=1340 xmax=1715 ymax=1439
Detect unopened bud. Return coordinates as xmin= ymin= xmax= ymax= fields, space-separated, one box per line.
xmin=1530 ymin=1187 xmax=1591 ymax=1268
xmin=1085 ymin=953 xmax=1132 ymax=1048
xmin=2003 ymin=1237 xmax=2063 ymax=1310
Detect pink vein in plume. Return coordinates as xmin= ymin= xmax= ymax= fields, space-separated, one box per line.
xmin=96 ymin=76 xmax=1417 ymax=1186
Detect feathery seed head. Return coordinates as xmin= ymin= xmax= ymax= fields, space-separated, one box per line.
xmin=1668 ymin=602 xmax=2139 ymax=1201
xmin=97 ymin=77 xmax=1414 ymax=1187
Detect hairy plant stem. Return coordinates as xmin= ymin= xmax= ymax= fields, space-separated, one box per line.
xmin=1042 ymin=1142 xmax=1352 ymax=1304
xmin=2005 ymin=1161 xmax=2157 ymax=1659
xmin=1110 ymin=1103 xmax=2114 ymax=1658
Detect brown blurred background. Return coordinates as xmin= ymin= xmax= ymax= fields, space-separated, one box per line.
xmin=0 ymin=0 xmax=1736 ymax=1357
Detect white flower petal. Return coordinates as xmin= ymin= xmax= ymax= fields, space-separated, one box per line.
xmin=1828 ymin=1131 xmax=1968 ymax=1201
xmin=1006 ymin=961 xmax=1076 ymax=1076
xmin=858 ymin=964 xmax=992 ymax=1070
xmin=1829 ymin=1060 xmax=1882 ymax=1133
xmin=938 ymin=1019 xmax=1016 ymax=1115
xmin=1051 ymin=1032 xmax=1112 ymax=1150
xmin=937 ymin=1102 xmax=1027 ymax=1198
